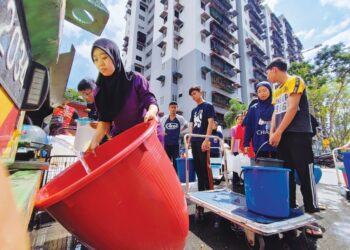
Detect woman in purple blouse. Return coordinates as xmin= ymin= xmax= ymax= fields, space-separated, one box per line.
xmin=88 ymin=38 xmax=161 ymax=152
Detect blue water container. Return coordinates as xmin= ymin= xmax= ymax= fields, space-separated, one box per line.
xmin=295 ymin=165 xmax=322 ymax=185
xmin=176 ymin=158 xmax=196 ymax=183
xmin=242 ymin=166 xmax=291 ymax=218
xmin=342 ymin=152 xmax=350 ymax=187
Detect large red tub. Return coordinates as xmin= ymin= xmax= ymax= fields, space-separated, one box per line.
xmin=36 ymin=122 xmax=188 ymax=249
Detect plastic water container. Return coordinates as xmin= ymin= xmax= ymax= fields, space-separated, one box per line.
xmin=176 ymin=158 xmax=196 ymax=183
xmin=342 ymin=152 xmax=350 ymax=188
xmin=35 ymin=122 xmax=188 ymax=249
xmin=242 ymin=166 xmax=291 ymax=218
xmin=74 ymin=118 xmax=95 ymax=152
xmin=295 ymin=165 xmax=322 ymax=185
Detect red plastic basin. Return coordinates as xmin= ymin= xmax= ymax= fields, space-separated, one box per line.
xmin=36 ymin=122 xmax=188 ymax=249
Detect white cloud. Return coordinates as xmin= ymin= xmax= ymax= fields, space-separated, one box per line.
xmin=322 ymin=17 xmax=350 ymax=36
xmin=304 ymin=27 xmax=350 ymax=60
xmin=62 ymin=21 xmax=83 ymax=39
xmin=295 ymin=28 xmax=316 ymax=41
xmin=263 ymin=0 xmax=279 ymax=11
xmin=320 ymin=0 xmax=350 ymax=9
xmin=75 ymin=40 xmax=95 ymax=59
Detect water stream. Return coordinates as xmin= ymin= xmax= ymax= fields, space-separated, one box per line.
xmin=50 ymin=136 xmax=92 ymax=174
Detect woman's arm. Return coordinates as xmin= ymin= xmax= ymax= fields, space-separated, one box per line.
xmin=87 ymin=121 xmax=111 ymax=153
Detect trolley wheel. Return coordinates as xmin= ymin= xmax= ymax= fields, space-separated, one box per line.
xmin=245 ymin=230 xmax=265 ymax=250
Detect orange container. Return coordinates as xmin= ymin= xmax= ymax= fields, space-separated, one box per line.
xmin=36 ymin=122 xmax=188 ymax=249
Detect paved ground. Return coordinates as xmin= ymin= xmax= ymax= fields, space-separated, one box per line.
xmin=30 ymin=168 xmax=350 ymax=249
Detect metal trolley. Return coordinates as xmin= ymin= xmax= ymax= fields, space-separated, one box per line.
xmin=184 ymin=134 xmax=316 ymax=249
xmin=332 ymin=141 xmax=350 ymax=200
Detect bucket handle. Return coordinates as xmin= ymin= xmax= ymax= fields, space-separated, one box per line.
xmin=253 ymin=141 xmax=269 ymax=163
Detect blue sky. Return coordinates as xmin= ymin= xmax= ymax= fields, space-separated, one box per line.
xmin=61 ymin=0 xmax=350 ymax=89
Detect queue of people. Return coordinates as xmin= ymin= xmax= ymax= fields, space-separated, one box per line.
xmin=69 ymin=37 xmax=321 ymax=237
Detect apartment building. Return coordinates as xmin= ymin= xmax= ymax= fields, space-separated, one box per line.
xmin=123 ymin=0 xmax=303 ymax=132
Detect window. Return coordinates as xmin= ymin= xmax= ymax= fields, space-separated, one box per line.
xmin=138 ymin=25 xmax=144 ymax=30
xmin=172 ymin=75 xmax=178 ymax=84
xmin=140 ymin=4 xmax=146 ymax=12
xmin=201 ymin=53 xmax=206 ymax=61
xmin=201 ymin=2 xmax=205 ymax=10
xmin=136 ymin=55 xmax=142 ymax=61
xmin=174 ymin=10 xmax=179 ymax=18
xmin=160 ymin=96 xmax=164 ymax=104
xmin=172 ymin=94 xmax=177 ymax=102
xmin=202 ymin=91 xmax=207 ymax=99
xmin=201 ymin=34 xmax=206 ymax=43
xmin=178 ymin=93 xmax=183 ymax=98
xmin=174 ymin=42 xmax=179 ymax=50
xmin=201 ymin=71 xmax=206 ymax=80
xmin=139 ymin=15 xmax=145 ymax=21
xmin=136 ymin=43 xmax=144 ymax=51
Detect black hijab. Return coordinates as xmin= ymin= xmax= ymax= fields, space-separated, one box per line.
xmin=91 ymin=38 xmax=133 ymax=122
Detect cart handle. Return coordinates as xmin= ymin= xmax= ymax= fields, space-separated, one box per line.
xmin=183 ymin=134 xmax=228 ymax=194
xmin=332 ymin=141 xmax=350 ymax=186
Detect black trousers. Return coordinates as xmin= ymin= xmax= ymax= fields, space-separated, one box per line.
xmin=192 ymin=141 xmax=213 ymax=191
xmin=165 ymin=144 xmax=179 ymax=172
xmin=278 ymin=132 xmax=319 ymax=213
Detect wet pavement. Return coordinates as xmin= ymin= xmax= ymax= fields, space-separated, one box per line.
xmin=184 ymin=168 xmax=350 ymax=249
xmin=30 ymin=169 xmax=350 ymax=249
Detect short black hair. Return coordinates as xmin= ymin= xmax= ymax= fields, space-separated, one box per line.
xmin=266 ymin=58 xmax=287 ymax=72
xmin=169 ymin=101 xmax=178 ymax=106
xmin=188 ymin=85 xmax=201 ymax=95
xmin=77 ymin=78 xmax=96 ymax=91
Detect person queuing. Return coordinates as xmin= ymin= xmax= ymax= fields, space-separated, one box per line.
xmin=267 ymin=58 xmax=322 ymax=238
xmin=161 ymin=102 xmax=188 ymax=171
xmin=87 ymin=38 xmax=161 ymax=152
xmin=188 ymin=85 xmax=215 ymax=221
xmin=77 ymin=78 xmax=98 ymax=121
xmin=243 ymin=81 xmax=277 ymax=158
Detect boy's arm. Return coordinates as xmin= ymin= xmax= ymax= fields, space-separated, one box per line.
xmin=270 ymin=93 xmax=301 ymax=147
xmin=270 ymin=111 xmax=276 ymax=134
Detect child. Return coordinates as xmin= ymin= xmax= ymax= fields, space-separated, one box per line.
xmin=243 ymin=81 xmax=276 ymax=157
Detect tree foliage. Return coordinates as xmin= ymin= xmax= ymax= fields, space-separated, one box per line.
xmin=224 ymin=98 xmax=247 ymax=128
xmin=289 ymin=43 xmax=350 ymax=147
xmin=64 ymin=88 xmax=83 ymax=102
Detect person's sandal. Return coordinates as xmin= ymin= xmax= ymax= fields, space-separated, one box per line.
xmin=305 ymin=223 xmax=323 ymax=238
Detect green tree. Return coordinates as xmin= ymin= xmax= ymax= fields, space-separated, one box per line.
xmin=64 ymin=88 xmax=83 ymax=102
xmin=224 ymin=98 xmax=247 ymax=128
xmin=288 ymin=43 xmax=350 ymax=147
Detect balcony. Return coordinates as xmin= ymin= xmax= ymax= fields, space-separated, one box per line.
xmin=244 ymin=0 xmax=262 ymax=15
xmin=210 ymin=0 xmax=231 ymax=15
xmin=126 ymin=8 xmax=131 ymax=15
xmin=209 ymin=6 xmax=232 ymax=29
xmin=201 ymin=65 xmax=212 ymax=74
xmin=210 ymin=21 xmax=234 ymax=45
xmin=211 ymin=71 xmax=236 ymax=94
xmin=211 ymin=53 xmax=236 ymax=78
xmin=201 ymin=11 xmax=211 ymax=23
xmin=230 ymin=22 xmax=239 ymax=33
xmin=248 ymin=8 xmax=262 ymax=24
xmin=210 ymin=37 xmax=233 ymax=59
xmin=173 ymin=71 xmax=183 ymax=79
xmin=228 ymin=9 xmax=238 ymax=18
xmin=295 ymin=38 xmax=303 ymax=50
xmin=252 ymin=57 xmax=266 ymax=69
xmin=174 ymin=1 xmax=184 ymax=13
xmin=212 ymin=91 xmax=231 ymax=109
xmin=253 ymin=67 xmax=266 ymax=80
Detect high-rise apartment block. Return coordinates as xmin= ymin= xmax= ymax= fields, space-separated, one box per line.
xmin=122 ymin=0 xmax=303 ymax=133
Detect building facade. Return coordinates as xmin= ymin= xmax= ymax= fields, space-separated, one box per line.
xmin=123 ymin=0 xmax=302 ymax=133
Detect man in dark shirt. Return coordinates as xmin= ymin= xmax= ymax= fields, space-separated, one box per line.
xmin=188 ymin=85 xmax=215 ymax=221
xmin=77 ymin=79 xmax=98 ymax=120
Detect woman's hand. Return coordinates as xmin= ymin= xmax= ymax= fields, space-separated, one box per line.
xmin=86 ymin=121 xmax=111 ymax=155
xmin=144 ymin=104 xmax=158 ymax=122
xmin=201 ymin=139 xmax=210 ymax=152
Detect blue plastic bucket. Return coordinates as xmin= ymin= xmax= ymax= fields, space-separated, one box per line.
xmin=295 ymin=165 xmax=322 ymax=185
xmin=176 ymin=158 xmax=196 ymax=183
xmin=342 ymin=152 xmax=350 ymax=187
xmin=242 ymin=166 xmax=291 ymax=218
